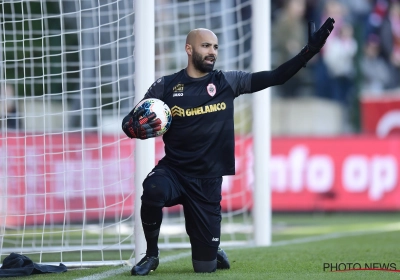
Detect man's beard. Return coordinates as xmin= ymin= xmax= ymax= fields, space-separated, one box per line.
xmin=192 ymin=49 xmax=215 ymax=73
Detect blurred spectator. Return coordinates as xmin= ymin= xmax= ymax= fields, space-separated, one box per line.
xmin=379 ymin=0 xmax=400 ymax=88
xmin=323 ymin=23 xmax=358 ymax=106
xmin=360 ymin=34 xmax=392 ymax=95
xmin=271 ymin=0 xmax=309 ymax=98
xmin=313 ymin=0 xmax=350 ymax=101
xmin=0 ymin=83 xmax=20 ymax=129
xmin=317 ymin=1 xmax=358 ymax=132
xmin=341 ymin=0 xmax=374 ymax=41
xmin=368 ymin=0 xmax=390 ymax=34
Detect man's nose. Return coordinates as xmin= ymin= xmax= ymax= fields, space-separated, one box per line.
xmin=209 ymin=48 xmax=217 ymax=55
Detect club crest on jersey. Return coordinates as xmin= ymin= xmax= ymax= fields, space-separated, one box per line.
xmin=207 ymin=83 xmax=216 ymax=97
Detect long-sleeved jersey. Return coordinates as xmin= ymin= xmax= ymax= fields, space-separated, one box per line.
xmin=141 ymin=52 xmax=311 ymax=177
xmin=143 ymin=69 xmax=252 ymax=178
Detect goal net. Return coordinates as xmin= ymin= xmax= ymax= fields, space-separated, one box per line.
xmin=0 ymin=0 xmax=255 ymax=267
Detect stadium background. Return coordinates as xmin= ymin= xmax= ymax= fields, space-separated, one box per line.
xmin=0 ymin=0 xmax=400 ymax=269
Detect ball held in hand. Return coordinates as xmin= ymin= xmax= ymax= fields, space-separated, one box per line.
xmin=133 ymin=98 xmax=172 ymax=137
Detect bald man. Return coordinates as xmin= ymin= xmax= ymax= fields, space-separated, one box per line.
xmin=123 ymin=19 xmax=335 ymax=275
xmin=185 ymin=28 xmax=219 ymax=77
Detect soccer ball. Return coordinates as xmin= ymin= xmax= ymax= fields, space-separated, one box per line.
xmin=134 ymin=98 xmax=172 ymax=137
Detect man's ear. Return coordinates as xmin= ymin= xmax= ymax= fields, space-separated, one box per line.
xmin=185 ymin=44 xmax=192 ymax=55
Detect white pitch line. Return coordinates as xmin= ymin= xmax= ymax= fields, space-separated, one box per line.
xmin=74 ymin=251 xmax=192 ymax=280
xmin=74 ymin=223 xmax=400 ymax=280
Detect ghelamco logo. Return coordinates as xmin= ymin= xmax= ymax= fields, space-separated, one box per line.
xmin=323 ymin=262 xmax=400 ymax=272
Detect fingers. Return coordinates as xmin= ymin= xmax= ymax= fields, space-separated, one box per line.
xmin=141 ymin=124 xmax=159 ymax=133
xmin=142 ymin=121 xmax=162 ymax=131
xmin=133 ymin=107 xmax=145 ymax=119
xmin=139 ymin=116 xmax=161 ymax=126
xmin=308 ymin=21 xmax=315 ymax=41
xmin=321 ymin=29 xmax=331 ymax=41
xmin=148 ymin=122 xmax=162 ymax=131
xmin=321 ymin=17 xmax=334 ymax=40
xmin=145 ymin=112 xmax=157 ymax=122
xmin=148 ymin=121 xmax=162 ymax=129
xmin=320 ymin=18 xmax=331 ymax=28
xmin=140 ymin=124 xmax=161 ymax=139
xmin=138 ymin=128 xmax=159 ymax=139
xmin=139 ymin=114 xmax=155 ymax=125
xmin=321 ymin=17 xmax=335 ymax=32
xmin=135 ymin=117 xmax=162 ymax=139
xmin=326 ymin=17 xmax=335 ymax=32
xmin=138 ymin=112 xmax=160 ymax=124
xmin=139 ymin=116 xmax=148 ymax=125
xmin=313 ymin=17 xmax=334 ymax=42
xmin=142 ymin=124 xmax=161 ymax=132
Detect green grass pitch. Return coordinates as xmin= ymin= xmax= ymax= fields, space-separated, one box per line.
xmin=1 ymin=213 xmax=399 ymax=280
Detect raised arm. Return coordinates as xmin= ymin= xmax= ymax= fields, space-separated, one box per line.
xmin=251 ymin=17 xmax=335 ymax=92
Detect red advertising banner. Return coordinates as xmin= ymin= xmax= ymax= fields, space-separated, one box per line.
xmin=1 ymin=133 xmax=400 ymax=227
xmin=1 ymin=133 xmax=135 ymax=226
xmin=361 ymin=94 xmax=400 ymax=136
xmin=270 ymin=137 xmax=400 ymax=211
xmin=220 ymin=136 xmax=400 ymax=212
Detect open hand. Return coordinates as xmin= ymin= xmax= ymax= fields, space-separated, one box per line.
xmin=307 ymin=17 xmax=335 ymax=53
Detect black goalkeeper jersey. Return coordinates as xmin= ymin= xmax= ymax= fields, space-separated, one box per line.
xmin=143 ymin=69 xmax=252 ymax=178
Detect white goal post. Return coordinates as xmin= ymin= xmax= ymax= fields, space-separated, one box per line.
xmin=0 ymin=0 xmax=271 ymax=267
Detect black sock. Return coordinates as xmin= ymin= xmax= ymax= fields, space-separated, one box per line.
xmin=141 ymin=204 xmax=163 ymax=257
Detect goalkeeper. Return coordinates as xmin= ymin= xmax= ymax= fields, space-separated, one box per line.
xmin=122 ymin=18 xmax=335 ymax=275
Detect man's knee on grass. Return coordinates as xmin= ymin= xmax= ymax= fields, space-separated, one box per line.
xmin=191 ymin=244 xmax=219 ymax=273
xmin=192 ymin=259 xmax=217 ymax=273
